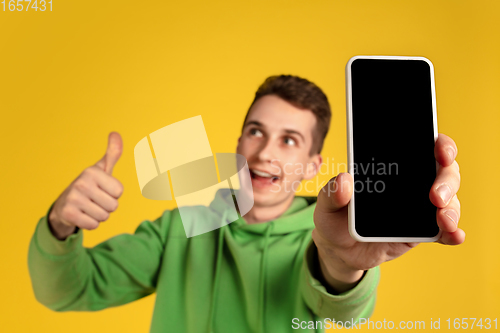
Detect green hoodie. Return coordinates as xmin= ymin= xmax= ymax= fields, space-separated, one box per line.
xmin=28 ymin=188 xmax=380 ymax=332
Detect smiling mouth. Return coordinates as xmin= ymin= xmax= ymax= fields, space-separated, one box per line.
xmin=250 ymin=169 xmax=280 ymax=183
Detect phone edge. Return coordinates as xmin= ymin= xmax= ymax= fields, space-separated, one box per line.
xmin=345 ymin=55 xmax=442 ymax=243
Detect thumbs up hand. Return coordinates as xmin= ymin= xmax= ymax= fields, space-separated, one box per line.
xmin=48 ymin=132 xmax=124 ymax=240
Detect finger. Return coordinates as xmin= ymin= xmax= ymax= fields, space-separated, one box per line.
xmin=95 ymin=132 xmax=123 ymax=175
xmin=430 ymin=162 xmax=460 ymax=208
xmin=317 ymin=173 xmax=353 ymax=213
xmin=436 ymin=194 xmax=461 ymax=233
xmin=75 ymin=178 xmax=119 ymax=212
xmin=437 ymin=228 xmax=466 ymax=246
xmin=80 ymin=197 xmax=111 ymax=222
xmin=65 ymin=189 xmax=110 ymax=224
xmin=434 ymin=133 xmax=458 ymax=167
xmin=87 ymin=166 xmax=124 ymax=199
xmin=60 ymin=206 xmax=99 ymax=230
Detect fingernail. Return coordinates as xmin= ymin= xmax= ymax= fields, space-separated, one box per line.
xmin=437 ymin=184 xmax=452 ymax=205
xmin=446 ymin=147 xmax=455 ymax=160
xmin=444 ymin=209 xmax=458 ymax=226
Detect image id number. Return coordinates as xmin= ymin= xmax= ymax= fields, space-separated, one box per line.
xmin=2 ymin=0 xmax=52 ymax=11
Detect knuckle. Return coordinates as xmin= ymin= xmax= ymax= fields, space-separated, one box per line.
xmin=453 ymin=160 xmax=460 ymax=173
xmin=88 ymin=165 xmax=100 ymax=174
xmin=87 ymin=222 xmax=100 ymax=230
xmin=455 ymin=171 xmax=461 ymax=185
xmin=82 ymin=167 xmax=94 ymax=177
xmin=110 ymin=200 xmax=119 ymax=212
xmin=66 ymin=191 xmax=80 ymax=205
xmin=74 ymin=179 xmax=88 ymax=192
xmin=61 ymin=206 xmax=76 ymax=221
xmin=116 ymin=181 xmax=124 ymax=197
xmin=101 ymin=211 xmax=110 ymax=221
xmin=81 ymin=219 xmax=98 ymax=230
xmin=83 ymin=166 xmax=101 ymax=179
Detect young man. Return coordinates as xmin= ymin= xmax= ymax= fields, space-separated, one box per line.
xmin=28 ymin=75 xmax=463 ymax=332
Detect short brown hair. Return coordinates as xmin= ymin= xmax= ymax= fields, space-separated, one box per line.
xmin=242 ymin=75 xmax=331 ymax=155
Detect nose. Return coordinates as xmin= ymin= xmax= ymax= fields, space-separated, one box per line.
xmin=257 ymin=137 xmax=277 ymax=163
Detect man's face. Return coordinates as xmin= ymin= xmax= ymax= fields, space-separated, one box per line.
xmin=237 ymin=94 xmax=322 ymax=208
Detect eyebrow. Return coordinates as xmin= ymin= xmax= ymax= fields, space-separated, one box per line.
xmin=244 ymin=120 xmax=306 ymax=143
xmin=244 ymin=120 xmax=263 ymax=128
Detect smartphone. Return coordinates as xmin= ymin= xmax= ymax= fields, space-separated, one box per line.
xmin=346 ymin=55 xmax=441 ymax=242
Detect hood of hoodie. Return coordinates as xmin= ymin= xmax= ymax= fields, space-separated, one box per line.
xmin=208 ymin=188 xmax=317 ymax=234
xmin=206 ymin=188 xmax=317 ymax=333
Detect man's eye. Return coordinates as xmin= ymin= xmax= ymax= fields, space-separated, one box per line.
xmin=284 ymin=137 xmax=296 ymax=146
xmin=250 ymin=128 xmax=263 ymax=137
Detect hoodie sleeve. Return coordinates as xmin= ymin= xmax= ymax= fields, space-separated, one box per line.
xmin=300 ymin=239 xmax=380 ymax=322
xmin=27 ymin=204 xmax=170 ymax=312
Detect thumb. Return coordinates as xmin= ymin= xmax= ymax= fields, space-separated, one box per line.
xmin=96 ymin=132 xmax=123 ymax=175
xmin=317 ymin=172 xmax=353 ymax=213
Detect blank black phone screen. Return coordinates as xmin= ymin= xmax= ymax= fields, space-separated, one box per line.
xmin=350 ymin=58 xmax=439 ymax=238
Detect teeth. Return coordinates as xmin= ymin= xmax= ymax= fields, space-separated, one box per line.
xmin=252 ymin=169 xmax=274 ymax=178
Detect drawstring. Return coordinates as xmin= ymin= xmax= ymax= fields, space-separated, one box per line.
xmin=293 ymin=233 xmax=310 ymax=274
xmin=208 ymin=211 xmax=227 ymax=333
xmin=207 ymin=214 xmax=276 ymax=333
xmin=258 ymin=222 xmax=274 ymax=333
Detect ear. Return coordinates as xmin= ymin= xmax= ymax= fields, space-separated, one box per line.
xmin=304 ymin=154 xmax=322 ymax=180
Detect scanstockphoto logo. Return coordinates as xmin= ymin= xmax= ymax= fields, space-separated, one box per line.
xmin=133 ymin=115 xmax=254 ymax=238
xmin=269 ymin=157 xmax=399 ymax=195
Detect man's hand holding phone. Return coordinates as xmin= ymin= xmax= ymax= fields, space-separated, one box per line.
xmin=312 ymin=133 xmax=464 ymax=293
xmin=48 ymin=132 xmax=124 ymax=240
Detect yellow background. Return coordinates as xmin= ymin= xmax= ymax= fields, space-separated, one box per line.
xmin=1 ymin=0 xmax=498 ymax=332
